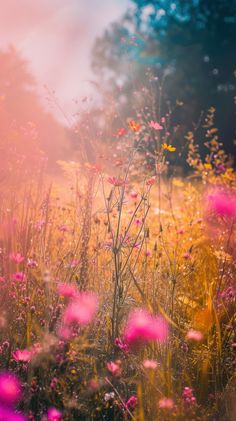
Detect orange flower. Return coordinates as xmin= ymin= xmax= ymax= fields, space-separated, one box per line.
xmin=161 ymin=143 xmax=176 ymax=152
xmin=128 ymin=120 xmax=141 ymax=132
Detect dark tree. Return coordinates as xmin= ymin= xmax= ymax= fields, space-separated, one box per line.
xmin=92 ymin=0 xmax=236 ymax=156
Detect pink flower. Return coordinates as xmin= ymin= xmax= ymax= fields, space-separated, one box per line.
xmin=130 ymin=191 xmax=138 ymax=199
xmin=106 ymin=361 xmax=121 ymax=376
xmin=143 ymin=359 xmax=158 ymax=369
xmin=115 ymin=127 xmax=127 ymax=137
xmin=125 ymin=395 xmax=137 ymax=410
xmin=146 ymin=177 xmax=156 ymax=186
xmin=9 ymin=253 xmax=24 ymax=264
xmin=159 ymin=398 xmax=174 ymax=409
xmin=0 ymin=372 xmax=22 ymax=406
xmin=50 ymin=377 xmax=58 ymax=390
xmin=182 ymin=387 xmax=196 ymax=408
xmin=57 ymin=283 xmax=78 ymax=299
xmin=0 ymin=405 xmax=26 ymax=421
xmin=186 ymin=329 xmax=204 ymax=341
xmin=12 ymin=349 xmax=32 ymax=362
xmin=114 ymin=338 xmax=129 ymax=353
xmin=206 ymin=189 xmax=236 ymax=218
xmin=0 ymin=277 xmax=5 ymax=283
xmin=148 ymin=120 xmax=163 ymax=130
xmin=63 ymin=292 xmax=98 ymax=326
xmin=123 ymin=309 xmax=168 ymax=349
xmin=47 ymin=407 xmax=62 ymax=421
xmin=27 ymin=259 xmax=38 ymax=268
xmin=11 ymin=272 xmax=26 ymax=282
xmin=107 ymin=176 xmax=127 ymax=187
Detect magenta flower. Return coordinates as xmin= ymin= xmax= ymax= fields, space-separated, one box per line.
xmin=123 ymin=309 xmax=168 ymax=349
xmin=12 ymin=349 xmax=32 ymax=363
xmin=0 ymin=372 xmax=22 ymax=406
xmin=47 ymin=407 xmax=62 ymax=421
xmin=114 ymin=338 xmax=129 ymax=353
xmin=182 ymin=387 xmax=196 ymax=408
xmin=207 ymin=189 xmax=236 ymax=218
xmin=11 ymin=272 xmax=26 ymax=282
xmin=57 ymin=283 xmax=78 ymax=299
xmin=125 ymin=395 xmax=137 ymax=410
xmin=63 ymin=292 xmax=98 ymax=326
xmin=0 ymin=405 xmax=26 ymax=421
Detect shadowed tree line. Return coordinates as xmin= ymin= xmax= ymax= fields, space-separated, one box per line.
xmin=92 ymin=0 xmax=236 ymax=160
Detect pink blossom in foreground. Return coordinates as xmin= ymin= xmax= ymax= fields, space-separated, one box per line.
xmin=57 ymin=283 xmax=78 ymax=299
xmin=123 ymin=309 xmax=168 ymax=348
xmin=182 ymin=387 xmax=196 ymax=408
xmin=0 ymin=277 xmax=5 ymax=283
xmin=0 ymin=405 xmax=26 ymax=421
xmin=206 ymin=189 xmax=236 ymax=218
xmin=125 ymin=395 xmax=138 ymax=410
xmin=143 ymin=359 xmax=158 ymax=369
xmin=12 ymin=349 xmax=32 ymax=363
xmin=9 ymin=253 xmax=24 ymax=264
xmin=106 ymin=361 xmax=121 ymax=376
xmin=47 ymin=407 xmax=62 ymax=421
xmin=159 ymin=398 xmax=174 ymax=409
xmin=186 ymin=329 xmax=204 ymax=341
xmin=148 ymin=120 xmax=163 ymax=130
xmin=63 ymin=292 xmax=98 ymax=326
xmin=0 ymin=372 xmax=22 ymax=406
xmin=11 ymin=272 xmax=26 ymax=282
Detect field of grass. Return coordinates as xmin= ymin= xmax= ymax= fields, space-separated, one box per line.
xmin=0 ymin=107 xmax=235 ymax=420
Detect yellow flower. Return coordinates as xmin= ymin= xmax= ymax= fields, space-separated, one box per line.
xmin=161 ymin=143 xmax=176 ymax=152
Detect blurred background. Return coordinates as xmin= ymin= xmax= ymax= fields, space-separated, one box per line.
xmin=0 ymin=0 xmax=235 ymax=171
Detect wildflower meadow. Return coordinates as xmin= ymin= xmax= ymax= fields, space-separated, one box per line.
xmin=0 ymin=1 xmax=235 ymax=420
